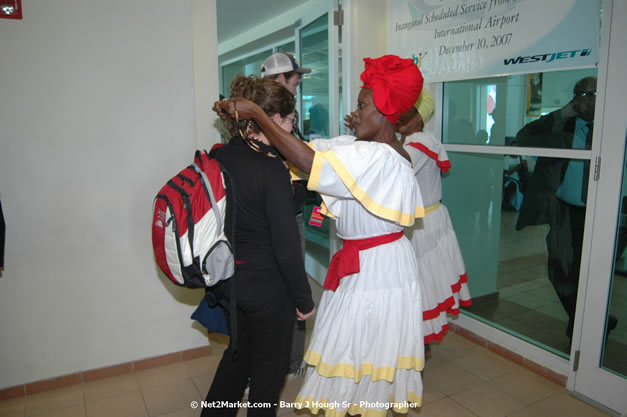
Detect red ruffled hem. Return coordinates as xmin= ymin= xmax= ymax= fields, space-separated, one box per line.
xmin=422 ymin=273 xmax=472 ymax=319
xmin=424 ymin=323 xmax=449 ymax=344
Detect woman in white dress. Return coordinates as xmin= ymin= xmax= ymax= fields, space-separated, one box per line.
xmin=397 ymin=89 xmax=472 ymax=357
xmin=214 ymin=54 xmax=427 ymax=417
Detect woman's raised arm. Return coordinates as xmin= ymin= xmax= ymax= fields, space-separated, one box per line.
xmin=213 ymin=98 xmax=314 ymax=174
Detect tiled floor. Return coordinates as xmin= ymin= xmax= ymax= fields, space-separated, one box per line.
xmin=0 ymin=331 xmax=612 ymax=417
xmin=464 ymin=209 xmax=627 ymax=374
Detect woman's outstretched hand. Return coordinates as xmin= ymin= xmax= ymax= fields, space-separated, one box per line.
xmin=212 ymin=97 xmax=260 ymax=121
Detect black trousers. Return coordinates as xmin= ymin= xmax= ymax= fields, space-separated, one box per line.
xmin=201 ymin=297 xmax=295 ymax=417
xmin=546 ymin=200 xmax=585 ymax=339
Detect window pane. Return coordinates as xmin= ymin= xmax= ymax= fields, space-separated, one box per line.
xmin=602 ymin=141 xmax=627 ymax=377
xmin=221 ymin=49 xmax=272 ymax=96
xmin=300 ymin=14 xmax=329 ymax=141
xmin=446 ymin=151 xmax=593 ymax=356
xmin=300 ymin=14 xmax=330 ymax=267
xmin=277 ymin=42 xmax=295 ymax=54
xmin=443 ymin=68 xmax=598 ymax=149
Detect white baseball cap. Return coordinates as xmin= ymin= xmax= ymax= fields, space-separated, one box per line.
xmin=261 ymin=52 xmax=311 ymax=77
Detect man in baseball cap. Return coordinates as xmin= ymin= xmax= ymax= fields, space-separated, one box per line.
xmin=261 ymin=52 xmax=311 ymax=97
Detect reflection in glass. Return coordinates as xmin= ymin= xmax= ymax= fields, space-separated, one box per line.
xmin=446 ymin=151 xmax=595 ymax=357
xmin=277 ymin=42 xmax=295 ymax=54
xmin=300 ymin=13 xmax=330 ymax=268
xmin=443 ymin=68 xmax=598 ymax=149
xmin=300 ymin=14 xmax=329 ymax=141
xmin=601 ymin=141 xmax=627 ymax=377
xmin=221 ymin=49 xmax=272 ymax=96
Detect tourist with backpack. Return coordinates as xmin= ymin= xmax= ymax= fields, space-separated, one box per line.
xmin=201 ymin=75 xmax=315 ymax=417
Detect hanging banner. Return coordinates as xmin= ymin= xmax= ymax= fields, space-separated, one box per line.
xmin=388 ymin=0 xmax=600 ymax=82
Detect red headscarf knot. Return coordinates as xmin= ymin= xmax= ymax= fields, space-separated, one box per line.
xmin=360 ymin=55 xmax=423 ymax=125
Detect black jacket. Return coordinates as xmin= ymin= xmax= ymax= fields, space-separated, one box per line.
xmin=215 ymin=137 xmax=313 ymax=314
xmin=514 ymin=110 xmax=583 ymax=230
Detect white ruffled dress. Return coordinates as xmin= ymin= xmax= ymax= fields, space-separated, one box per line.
xmin=404 ymin=132 xmax=472 ymax=344
xmin=295 ymin=136 xmax=426 ymax=417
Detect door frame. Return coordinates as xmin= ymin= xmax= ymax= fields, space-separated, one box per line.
xmin=570 ymin=0 xmax=627 ymax=414
xmin=296 ymin=0 xmax=342 ymax=284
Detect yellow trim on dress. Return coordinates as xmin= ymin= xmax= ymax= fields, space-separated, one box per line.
xmin=304 ymin=349 xmax=424 ymax=383
xmin=313 ymin=150 xmax=424 ymax=226
xmin=307 ymin=151 xmax=324 ymax=191
xmin=424 ymin=202 xmax=441 ymax=215
xmin=294 ymin=391 xmax=422 ymax=417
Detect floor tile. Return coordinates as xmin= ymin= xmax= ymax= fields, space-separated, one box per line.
xmin=25 ymin=385 xmax=83 ymax=416
xmin=503 ymin=293 xmax=551 ymax=310
xmin=525 ymin=286 xmax=560 ymax=302
xmin=420 ymin=381 xmax=446 ymax=406
xmin=434 ymin=334 xmax=486 ymax=361
xmin=84 ymin=391 xmax=147 ymax=417
xmin=421 ymin=362 xmax=484 ymax=396
xmin=530 ymin=392 xmax=613 ymax=417
xmin=512 ymin=310 xmax=564 ymax=330
xmin=451 ymin=382 xmax=526 ymax=417
xmin=452 ymin=350 xmax=519 ymax=381
xmin=156 ymin=407 xmax=200 ymax=417
xmin=191 ymin=374 xmax=213 ymax=400
xmin=32 ymin=404 xmax=85 ymax=417
xmin=409 ymin=397 xmax=478 ymax=417
xmin=0 ymin=397 xmax=24 ymax=417
xmin=535 ymin=302 xmax=569 ymax=321
xmin=135 ymin=363 xmax=190 ymax=391
xmin=491 ymin=318 xmax=536 ymax=336
xmin=505 ymin=406 xmax=554 ymax=417
xmin=140 ymin=377 xmax=201 ymax=417
xmin=83 ymin=373 xmax=139 ymax=402
xmin=488 ymin=368 xmax=561 ymax=405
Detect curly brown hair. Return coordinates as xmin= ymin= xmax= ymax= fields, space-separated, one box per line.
xmin=224 ymin=75 xmax=296 ymax=138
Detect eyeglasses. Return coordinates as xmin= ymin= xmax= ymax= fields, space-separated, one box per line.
xmin=574 ymin=91 xmax=596 ymax=97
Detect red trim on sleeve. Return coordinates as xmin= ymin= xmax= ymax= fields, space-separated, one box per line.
xmin=407 ymin=142 xmax=451 ymax=173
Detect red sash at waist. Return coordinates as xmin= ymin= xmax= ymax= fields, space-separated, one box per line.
xmin=323 ymin=231 xmax=404 ymax=291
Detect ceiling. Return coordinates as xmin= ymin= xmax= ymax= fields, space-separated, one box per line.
xmin=216 ymin=0 xmax=311 ymax=45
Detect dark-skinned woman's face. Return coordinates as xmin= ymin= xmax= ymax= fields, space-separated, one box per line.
xmin=353 ymin=88 xmax=387 ymax=141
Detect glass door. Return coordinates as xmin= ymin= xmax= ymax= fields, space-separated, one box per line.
xmin=295 ymin=0 xmax=341 ymax=286
xmin=571 ymin=1 xmax=627 ymax=413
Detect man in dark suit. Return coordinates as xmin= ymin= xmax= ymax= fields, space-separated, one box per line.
xmin=515 ymin=77 xmax=616 ymax=341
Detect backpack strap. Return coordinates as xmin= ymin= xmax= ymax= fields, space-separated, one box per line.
xmin=195 ymin=150 xmax=240 ymax=356
xmin=190 ymin=163 xmax=223 ymax=235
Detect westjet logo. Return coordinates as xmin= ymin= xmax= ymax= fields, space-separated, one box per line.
xmin=504 ymin=49 xmax=592 ymax=65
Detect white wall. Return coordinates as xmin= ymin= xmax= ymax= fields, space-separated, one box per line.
xmin=0 ymin=0 xmax=219 ymax=389
xmin=345 ymin=0 xmax=388 ymax=112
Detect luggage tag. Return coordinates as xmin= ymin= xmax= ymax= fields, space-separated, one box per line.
xmin=309 ymin=206 xmax=324 ymax=227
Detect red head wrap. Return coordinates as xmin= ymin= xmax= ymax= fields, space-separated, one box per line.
xmin=360 ymin=55 xmax=423 ymax=125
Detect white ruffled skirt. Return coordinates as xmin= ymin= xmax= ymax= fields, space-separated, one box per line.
xmin=405 ymin=204 xmax=472 ymax=343
xmin=295 ymin=237 xmax=424 ymax=417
